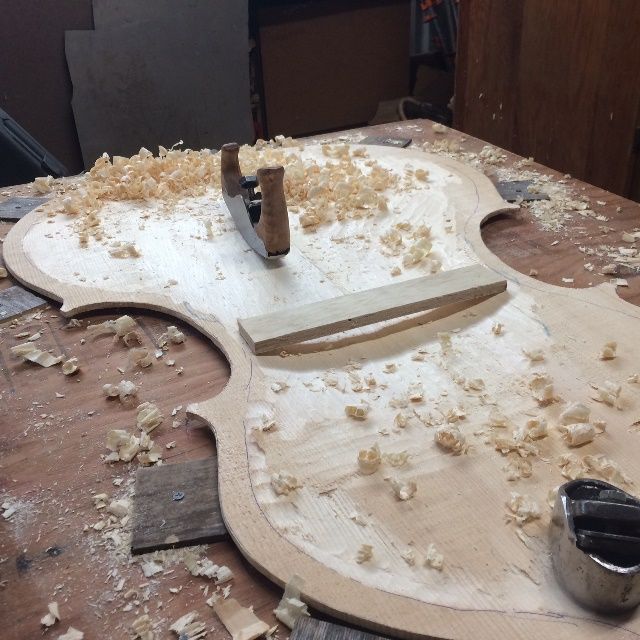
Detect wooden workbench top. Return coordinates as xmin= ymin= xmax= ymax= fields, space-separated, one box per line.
xmin=1 ymin=119 xmax=638 ymax=640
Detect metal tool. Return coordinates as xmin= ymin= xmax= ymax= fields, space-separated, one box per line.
xmin=220 ymin=142 xmax=290 ymax=259
xmin=495 ymin=179 xmax=549 ymax=202
xmin=550 ymin=479 xmax=640 ymax=612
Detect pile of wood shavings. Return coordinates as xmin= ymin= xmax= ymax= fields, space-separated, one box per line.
xmin=34 ymin=136 xmax=413 ymax=247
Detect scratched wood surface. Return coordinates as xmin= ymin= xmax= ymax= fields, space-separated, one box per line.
xmin=1 ymin=119 xmax=639 ymax=640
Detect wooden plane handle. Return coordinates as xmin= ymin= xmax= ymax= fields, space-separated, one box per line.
xmin=220 ymin=142 xmax=242 ymax=196
xmin=255 ymin=166 xmax=290 ymax=256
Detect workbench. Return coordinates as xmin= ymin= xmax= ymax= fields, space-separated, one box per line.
xmin=1 ymin=119 xmax=639 ymax=640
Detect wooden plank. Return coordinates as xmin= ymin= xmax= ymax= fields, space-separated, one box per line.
xmin=238 ymin=265 xmax=507 ymax=354
xmin=292 ymin=617 xmax=391 ymax=640
xmin=454 ymin=0 xmax=640 ymax=196
xmin=131 ymin=457 xmax=227 ymax=555
xmin=0 ymin=285 xmax=47 ymax=321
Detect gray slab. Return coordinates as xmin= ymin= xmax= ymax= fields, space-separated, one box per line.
xmin=0 ymin=197 xmax=49 ymax=221
xmin=131 ymin=457 xmax=227 ymax=555
xmin=0 ymin=286 xmax=48 ymax=322
xmin=65 ymin=1 xmax=252 ymax=168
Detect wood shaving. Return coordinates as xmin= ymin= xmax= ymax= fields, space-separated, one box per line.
xmin=437 ymin=332 xmax=452 ymax=350
xmin=494 ymin=436 xmax=538 ymax=458
xmin=214 ymin=598 xmax=269 ymax=640
xmin=33 ymin=175 xmax=54 ymax=193
xmin=507 ymin=492 xmax=541 ymax=525
xmin=401 ymin=548 xmax=416 ymax=566
xmin=345 ymin=403 xmax=369 ymax=420
xmin=358 ymin=443 xmax=381 ymax=474
xmin=131 ymin=614 xmax=154 ymax=640
xmin=57 ymin=628 xmax=84 ymax=640
xmin=628 ymin=373 xmax=640 ymax=383
xmin=522 ymin=348 xmax=544 ymax=362
xmin=528 ymin=373 xmax=556 ymax=404
xmin=169 ymin=611 xmax=207 ymax=640
xmin=394 ymin=412 xmax=408 ymax=428
xmin=355 ymin=544 xmax=373 ymax=564
xmin=61 ymin=357 xmax=80 ymax=375
xmin=390 ymin=477 xmax=417 ymax=501
xmin=383 ymin=363 xmax=398 ymax=374
xmin=136 ymin=402 xmax=163 ymax=433
xmin=591 ymin=380 xmax=622 ymax=407
xmin=103 ymin=379 xmax=138 ymax=402
xmin=271 ymin=472 xmax=301 ymax=496
xmin=273 ymin=574 xmax=310 ymax=629
xmin=491 ymin=322 xmax=504 ymax=335
xmin=10 ymin=342 xmax=62 ymax=367
xmin=109 ymin=241 xmax=141 ymax=258
xmin=434 ymin=424 xmax=466 ymax=454
xmin=514 ymin=417 xmax=547 ymax=441
xmin=382 ymin=450 xmax=409 ymax=467
xmin=503 ymin=457 xmax=532 ymax=481
xmin=559 ymin=402 xmax=590 ymax=425
xmin=600 ymin=341 xmax=617 ymax=360
xmin=407 ymin=382 xmax=424 ymax=402
xmin=488 ymin=407 xmax=509 ymax=428
xmin=160 ymin=325 xmax=186 ymax=345
xmin=41 ymin=601 xmax=60 ymax=627
xmin=558 ymin=453 xmax=587 ymax=480
xmin=584 ymin=454 xmax=632 ymax=486
xmin=122 ymin=331 xmax=142 ymax=347
xmin=432 ymin=122 xmax=447 ymax=134
xmin=424 ymin=543 xmax=444 ymax=570
xmin=129 ymin=347 xmax=153 ymax=368
xmin=560 ymin=423 xmax=595 ymax=447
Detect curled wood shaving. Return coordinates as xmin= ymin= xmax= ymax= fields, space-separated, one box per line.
xmin=390 ymin=477 xmax=417 ymax=501
xmin=600 ymin=341 xmax=617 ymax=360
xmin=131 ymin=614 xmax=154 ymax=640
xmin=273 ymin=574 xmax=310 ymax=630
xmin=103 ymin=380 xmax=138 ymax=402
xmin=507 ymin=492 xmax=541 ymax=525
xmin=560 ymin=423 xmax=596 ymax=447
xmin=129 ymin=347 xmax=153 ymax=368
xmin=559 ymin=402 xmax=590 ymax=425
xmin=271 ymin=471 xmax=301 ymax=496
xmin=214 ymin=598 xmax=269 ymax=640
xmin=434 ymin=425 xmax=466 ymax=454
xmin=40 ymin=601 xmax=60 ymax=627
xmin=424 ymin=543 xmax=444 ymax=570
xmin=169 ymin=611 xmax=207 ymax=640
xmin=10 ymin=343 xmax=62 ymax=367
xmin=357 ymin=443 xmax=381 ymax=474
xmin=136 ymin=402 xmax=163 ymax=433
xmin=62 ymin=357 xmax=80 ymax=375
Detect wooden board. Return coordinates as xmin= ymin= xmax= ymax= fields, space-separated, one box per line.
xmin=5 ymin=140 xmax=640 ymax=640
xmin=292 ymin=616 xmax=390 ymax=640
xmin=0 ymin=285 xmax=47 ymax=321
xmin=131 ymin=457 xmax=227 ymax=555
xmin=238 ymin=266 xmax=506 ymax=354
xmin=455 ymin=0 xmax=640 ymax=197
xmin=65 ymin=0 xmax=252 ymax=168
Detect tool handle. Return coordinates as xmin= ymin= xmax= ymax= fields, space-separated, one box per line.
xmin=255 ymin=166 xmax=290 ymax=256
xmin=220 ymin=142 xmax=242 ymax=197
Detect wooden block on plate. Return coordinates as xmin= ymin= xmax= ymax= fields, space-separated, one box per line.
xmin=238 ymin=264 xmax=507 ymax=354
xmin=131 ymin=457 xmax=227 ymax=554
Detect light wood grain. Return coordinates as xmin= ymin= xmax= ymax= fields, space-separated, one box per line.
xmin=5 ymin=142 xmax=640 ymax=640
xmin=238 ymin=265 xmax=506 ymax=354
